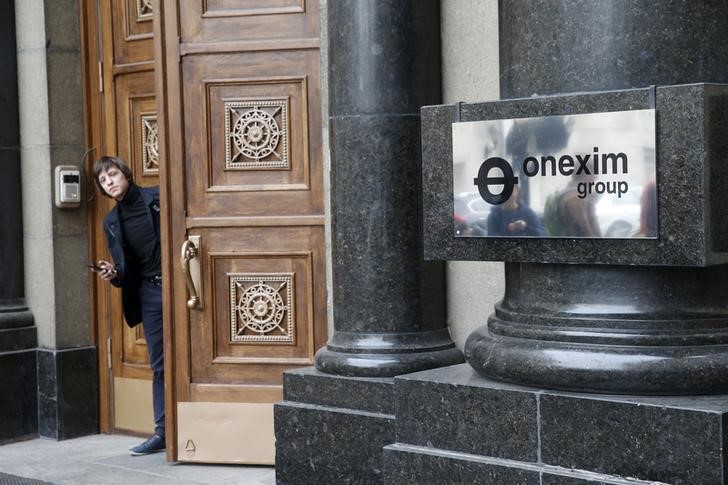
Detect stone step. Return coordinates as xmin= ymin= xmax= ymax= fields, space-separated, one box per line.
xmin=275 ymin=367 xmax=396 ymax=484
xmin=391 ymin=363 xmax=728 ymax=484
xmin=281 ymin=366 xmax=394 ymax=414
xmin=384 ymin=443 xmax=669 ymax=485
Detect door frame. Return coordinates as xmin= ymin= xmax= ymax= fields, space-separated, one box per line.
xmin=80 ymin=0 xmax=169 ymax=440
xmin=79 ymin=0 xmax=113 ymax=434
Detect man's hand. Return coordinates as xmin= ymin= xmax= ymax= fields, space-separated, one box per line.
xmin=96 ymin=260 xmax=118 ymax=281
xmin=508 ymin=219 xmax=527 ymax=232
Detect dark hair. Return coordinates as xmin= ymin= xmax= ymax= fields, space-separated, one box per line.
xmin=93 ymin=156 xmax=133 ymax=197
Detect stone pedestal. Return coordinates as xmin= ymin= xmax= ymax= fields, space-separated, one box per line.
xmin=384 ymin=364 xmax=728 ymax=484
xmin=275 ymin=367 xmax=395 ymax=484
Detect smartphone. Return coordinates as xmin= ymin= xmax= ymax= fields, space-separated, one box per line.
xmin=88 ymin=263 xmax=103 ymax=272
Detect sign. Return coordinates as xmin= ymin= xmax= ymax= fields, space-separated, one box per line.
xmin=452 ymin=109 xmax=657 ymax=239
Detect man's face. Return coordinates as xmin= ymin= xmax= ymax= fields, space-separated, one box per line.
xmin=98 ymin=166 xmax=130 ymax=200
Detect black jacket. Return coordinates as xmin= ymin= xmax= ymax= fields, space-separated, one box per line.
xmin=102 ymin=185 xmax=161 ymax=327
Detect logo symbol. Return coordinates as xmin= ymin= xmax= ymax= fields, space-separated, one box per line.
xmin=473 ymin=157 xmax=518 ymax=205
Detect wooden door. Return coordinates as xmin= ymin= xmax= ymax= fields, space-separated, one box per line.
xmin=82 ymin=0 xmax=159 ymax=434
xmin=154 ymin=0 xmax=327 ymax=463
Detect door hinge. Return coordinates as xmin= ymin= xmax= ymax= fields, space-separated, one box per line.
xmin=106 ymin=336 xmax=112 ymax=369
xmin=98 ymin=61 xmax=104 ymax=93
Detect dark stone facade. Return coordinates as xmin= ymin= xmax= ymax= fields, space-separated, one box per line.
xmin=0 ymin=350 xmax=37 ymax=443
xmin=37 ymin=347 xmax=99 ymax=440
xmin=277 ymin=1 xmax=728 ymax=482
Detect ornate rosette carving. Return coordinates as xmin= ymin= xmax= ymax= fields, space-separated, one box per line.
xmin=224 ymin=99 xmax=289 ymax=170
xmin=136 ymin=0 xmax=153 ymax=21
xmin=229 ymin=273 xmax=294 ymax=343
xmin=141 ymin=113 xmax=159 ymax=174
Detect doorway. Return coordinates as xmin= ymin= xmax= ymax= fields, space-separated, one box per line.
xmin=81 ymin=0 xmax=327 ymax=463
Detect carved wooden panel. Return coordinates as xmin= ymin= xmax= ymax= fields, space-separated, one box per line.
xmin=112 ymin=0 xmax=153 ymax=65
xmin=114 ymin=70 xmax=158 ymax=185
xmin=225 ymin=99 xmax=289 ymax=170
xmin=204 ymin=0 xmax=304 ymax=17
xmin=136 ymin=0 xmax=154 ymax=20
xmin=189 ymin=226 xmax=326 ymax=387
xmin=216 ymin=257 xmax=307 ymax=359
xmin=88 ymin=0 xmax=158 ymax=433
xmin=119 ymin=324 xmax=151 ymax=376
xmin=141 ymin=113 xmax=159 ymax=175
xmin=206 ymin=77 xmax=306 ymax=189
xmin=183 ymin=50 xmax=322 ymax=218
xmin=104 ymin=129 xmax=153 ymax=375
xmin=112 ymin=68 xmax=157 ymax=376
xmin=180 ymin=0 xmax=317 ymax=46
xmin=229 ymin=273 xmax=295 ymax=343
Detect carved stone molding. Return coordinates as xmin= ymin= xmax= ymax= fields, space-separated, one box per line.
xmin=224 ymin=99 xmax=289 ymax=170
xmin=229 ymin=273 xmax=294 ymax=343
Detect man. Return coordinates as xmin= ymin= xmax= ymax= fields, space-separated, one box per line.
xmin=486 ymin=184 xmax=544 ymax=237
xmin=92 ymin=156 xmax=165 ymax=456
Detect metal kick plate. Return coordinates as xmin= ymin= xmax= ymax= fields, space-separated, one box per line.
xmin=177 ymin=402 xmax=275 ymax=464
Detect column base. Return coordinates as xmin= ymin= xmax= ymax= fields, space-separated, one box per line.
xmin=314 ymin=329 xmax=464 ymax=378
xmin=0 ymin=301 xmax=34 ymax=329
xmin=0 ymin=303 xmax=35 ymax=351
xmin=466 ymin=328 xmax=728 ymax=394
xmin=0 ymin=303 xmax=37 ymax=443
xmin=465 ymin=262 xmax=728 ymax=394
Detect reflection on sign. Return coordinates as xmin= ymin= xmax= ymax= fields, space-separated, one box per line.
xmin=452 ymin=110 xmax=657 ymax=239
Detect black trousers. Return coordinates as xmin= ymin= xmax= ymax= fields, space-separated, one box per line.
xmin=139 ymin=280 xmax=165 ymax=437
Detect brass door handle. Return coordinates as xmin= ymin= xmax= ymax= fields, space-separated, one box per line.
xmin=181 ymin=238 xmax=201 ymax=309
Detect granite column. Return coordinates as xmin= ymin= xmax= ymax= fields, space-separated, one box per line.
xmin=276 ymin=3 xmax=462 ymax=482
xmin=314 ymin=0 xmax=463 ymax=377
xmin=463 ymin=0 xmax=728 ymax=394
